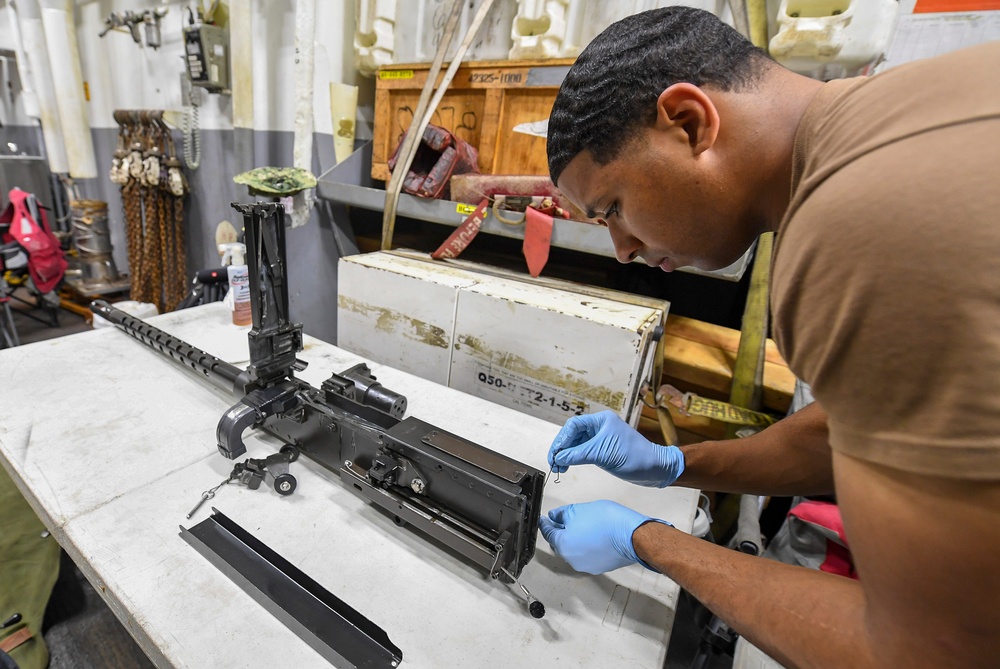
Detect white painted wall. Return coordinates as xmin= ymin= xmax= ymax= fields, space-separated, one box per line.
xmin=0 ymin=0 xmax=364 ymax=133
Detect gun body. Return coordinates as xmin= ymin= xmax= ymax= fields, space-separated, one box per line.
xmin=264 ymin=379 xmax=542 ymax=578
xmin=91 ymin=201 xmax=543 ymax=582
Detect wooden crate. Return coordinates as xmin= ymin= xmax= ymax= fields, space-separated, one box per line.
xmin=372 ymin=58 xmax=575 ymax=181
xmin=637 ymin=315 xmax=797 ymax=445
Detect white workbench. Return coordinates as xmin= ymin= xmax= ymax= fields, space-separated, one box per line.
xmin=0 ymin=303 xmax=698 ymax=668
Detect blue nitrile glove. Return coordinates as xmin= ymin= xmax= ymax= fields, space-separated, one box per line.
xmin=538 ymin=500 xmax=671 ymax=574
xmin=547 ymin=411 xmax=685 ymax=487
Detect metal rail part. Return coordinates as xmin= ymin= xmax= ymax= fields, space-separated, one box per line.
xmin=181 ymin=509 xmax=402 ymax=668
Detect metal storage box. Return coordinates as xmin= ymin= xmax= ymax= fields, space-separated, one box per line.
xmin=337 ymin=252 xmax=667 ymax=426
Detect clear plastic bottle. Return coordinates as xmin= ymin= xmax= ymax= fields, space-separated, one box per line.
xmin=226 ymin=244 xmax=251 ymax=326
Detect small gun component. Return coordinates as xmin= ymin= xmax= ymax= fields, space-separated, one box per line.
xmin=186 ymin=447 xmax=300 ymax=519
xmin=0 ymin=613 xmax=21 ymax=630
xmin=186 ymin=476 xmax=231 ymax=519
xmin=231 ymin=447 xmax=298 ymax=495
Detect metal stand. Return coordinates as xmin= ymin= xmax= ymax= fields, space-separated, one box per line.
xmin=0 ymin=276 xmax=19 ymax=349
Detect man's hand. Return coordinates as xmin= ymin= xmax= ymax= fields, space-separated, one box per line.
xmin=547 ymin=411 xmax=684 ymax=487
xmin=538 ymin=500 xmax=669 ymax=574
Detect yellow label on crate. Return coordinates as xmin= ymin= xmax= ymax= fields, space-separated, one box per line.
xmin=379 ymin=69 xmax=414 ymax=80
xmin=456 ymin=203 xmax=478 ymax=215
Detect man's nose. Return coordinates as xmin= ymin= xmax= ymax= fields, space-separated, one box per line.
xmin=609 ymin=227 xmax=640 ymax=264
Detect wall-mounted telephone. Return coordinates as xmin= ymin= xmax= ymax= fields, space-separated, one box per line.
xmin=179 ymin=7 xmax=230 ymax=170
xmin=183 ymin=21 xmax=229 ymax=93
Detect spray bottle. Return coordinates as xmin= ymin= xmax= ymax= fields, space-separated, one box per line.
xmin=219 ymin=242 xmax=251 ymax=326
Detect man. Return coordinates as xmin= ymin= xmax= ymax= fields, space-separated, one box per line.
xmin=537 ymin=7 xmax=1000 ymax=669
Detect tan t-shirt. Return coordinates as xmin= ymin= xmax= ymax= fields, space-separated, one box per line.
xmin=771 ymin=41 xmax=1000 ymax=480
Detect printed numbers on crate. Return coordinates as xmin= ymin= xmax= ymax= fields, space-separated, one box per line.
xmin=531 ymin=390 xmax=585 ymax=416
xmin=478 ymin=372 xmax=507 ymax=389
xmin=468 ymin=72 xmax=523 ymax=85
xmin=476 ymin=372 xmax=586 ymax=416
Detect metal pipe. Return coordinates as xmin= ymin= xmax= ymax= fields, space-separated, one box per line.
xmin=290 ymin=0 xmax=317 ymax=228
xmin=230 ymin=0 xmax=254 ymax=176
xmin=10 ymin=0 xmax=69 ymax=173
xmin=747 ymin=0 xmax=770 ymax=50
xmin=39 ymin=0 xmax=98 ymax=178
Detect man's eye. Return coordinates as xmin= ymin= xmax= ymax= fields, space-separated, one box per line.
xmin=594 ymin=202 xmax=618 ymax=227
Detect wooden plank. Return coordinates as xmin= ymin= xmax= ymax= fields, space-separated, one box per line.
xmin=372 ymin=87 xmax=392 ymax=181
xmin=666 ymin=314 xmax=787 ymax=367
xmin=478 ymin=88 xmax=503 ymax=174
xmin=380 ymin=58 xmax=576 ymax=72
xmin=661 ymin=333 xmax=795 ymax=413
xmin=638 ymin=408 xmax=727 ymax=445
xmin=376 ymin=63 xmax=569 ymax=91
xmin=493 ymin=89 xmax=554 ymax=176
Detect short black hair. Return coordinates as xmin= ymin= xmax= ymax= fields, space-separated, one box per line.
xmin=547 ymin=7 xmax=770 ymax=185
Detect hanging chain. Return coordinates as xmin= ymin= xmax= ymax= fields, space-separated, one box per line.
xmin=114 ymin=110 xmax=189 ymax=312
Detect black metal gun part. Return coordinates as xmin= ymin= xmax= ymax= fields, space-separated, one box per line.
xmin=91 ymin=202 xmax=544 ymax=584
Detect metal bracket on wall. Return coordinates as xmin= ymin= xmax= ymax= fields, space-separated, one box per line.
xmin=180 ymin=509 xmax=403 ymax=668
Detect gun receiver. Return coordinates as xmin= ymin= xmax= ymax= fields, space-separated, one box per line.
xmin=91 ymin=202 xmax=544 ymax=583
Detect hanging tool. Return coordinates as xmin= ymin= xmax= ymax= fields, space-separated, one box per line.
xmin=98 ymin=9 xmax=168 ymax=49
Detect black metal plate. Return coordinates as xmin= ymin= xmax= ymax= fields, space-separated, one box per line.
xmin=180 ymin=509 xmax=402 ymax=668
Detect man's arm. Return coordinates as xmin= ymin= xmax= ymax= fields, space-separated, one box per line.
xmin=549 ymin=402 xmax=833 ymax=497
xmin=675 ymin=401 xmax=834 ymax=496
xmin=633 ymin=451 xmax=1000 ymax=669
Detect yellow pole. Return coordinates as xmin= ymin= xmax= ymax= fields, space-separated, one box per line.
xmin=747 ymin=0 xmax=770 ymax=50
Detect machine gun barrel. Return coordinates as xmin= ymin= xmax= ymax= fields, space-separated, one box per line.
xmin=91 ymin=299 xmax=243 ymax=395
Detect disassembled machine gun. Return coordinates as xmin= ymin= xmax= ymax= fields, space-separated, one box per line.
xmin=91 ymin=202 xmax=546 ymax=598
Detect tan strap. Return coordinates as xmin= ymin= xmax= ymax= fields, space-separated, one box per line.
xmin=654 ymin=384 xmax=777 ymax=429
xmin=726 ymin=232 xmax=775 ymax=437
xmin=0 ymin=627 xmax=32 ymax=653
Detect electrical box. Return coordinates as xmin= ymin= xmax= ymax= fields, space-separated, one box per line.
xmin=337 ymin=252 xmax=668 ymax=427
xmin=184 ymin=23 xmax=229 ymax=92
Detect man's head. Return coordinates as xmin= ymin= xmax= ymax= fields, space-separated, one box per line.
xmin=547 ymin=7 xmax=778 ymax=271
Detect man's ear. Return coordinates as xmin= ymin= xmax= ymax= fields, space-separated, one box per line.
xmin=654 ymin=83 xmax=720 ymax=156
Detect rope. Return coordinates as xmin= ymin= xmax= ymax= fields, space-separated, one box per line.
xmin=381 ymin=0 xmax=497 ymax=250
xmin=381 ymin=0 xmax=464 ymax=250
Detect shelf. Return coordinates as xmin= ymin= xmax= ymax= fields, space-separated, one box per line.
xmin=316 ymin=141 xmax=751 ymax=282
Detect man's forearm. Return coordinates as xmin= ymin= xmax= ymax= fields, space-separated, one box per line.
xmin=674 ymin=401 xmax=834 ymax=496
xmin=633 ymin=522 xmax=876 ymax=669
